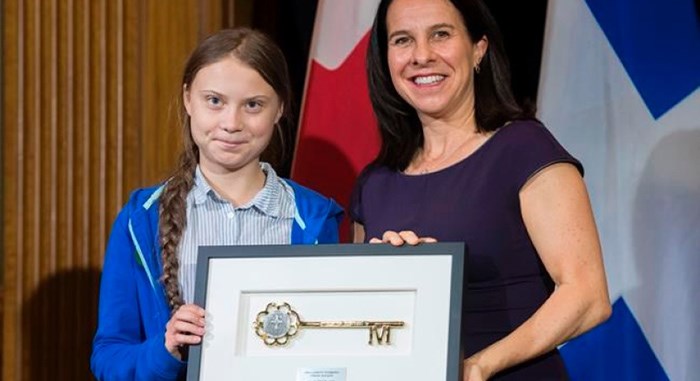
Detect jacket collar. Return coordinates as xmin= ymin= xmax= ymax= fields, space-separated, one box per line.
xmin=127 ymin=185 xmax=166 ymax=299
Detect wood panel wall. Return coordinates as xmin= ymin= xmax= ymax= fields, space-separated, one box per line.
xmin=1 ymin=1 xmax=235 ymax=379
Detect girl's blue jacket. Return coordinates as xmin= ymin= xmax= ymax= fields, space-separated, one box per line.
xmin=91 ymin=181 xmax=343 ymax=380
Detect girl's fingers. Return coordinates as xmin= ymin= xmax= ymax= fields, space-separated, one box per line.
xmin=174 ymin=332 xmax=202 ymax=345
xmin=171 ymin=320 xmax=205 ymax=336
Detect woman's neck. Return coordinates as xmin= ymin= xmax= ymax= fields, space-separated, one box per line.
xmin=419 ymin=107 xmax=479 ymax=157
xmin=199 ymin=161 xmax=266 ymax=206
xmin=405 ymin=108 xmax=491 ymax=175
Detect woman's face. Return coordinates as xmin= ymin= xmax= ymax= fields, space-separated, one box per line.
xmin=386 ymin=0 xmax=486 ymax=121
xmin=184 ymin=56 xmax=282 ymax=175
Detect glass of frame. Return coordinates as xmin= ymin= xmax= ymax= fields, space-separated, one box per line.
xmin=186 ymin=243 xmax=466 ymax=381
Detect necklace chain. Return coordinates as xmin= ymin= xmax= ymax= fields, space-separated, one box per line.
xmin=413 ymin=139 xmax=472 ymax=174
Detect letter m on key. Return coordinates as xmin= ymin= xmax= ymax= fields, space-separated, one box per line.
xmin=368 ymin=324 xmax=393 ymax=345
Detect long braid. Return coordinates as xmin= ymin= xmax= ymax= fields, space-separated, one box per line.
xmin=159 ymin=139 xmax=198 ymax=313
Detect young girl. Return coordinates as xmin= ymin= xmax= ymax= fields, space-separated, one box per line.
xmin=91 ymin=28 xmax=343 ymax=380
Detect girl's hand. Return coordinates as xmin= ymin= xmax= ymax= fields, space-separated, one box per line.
xmin=164 ymin=304 xmax=206 ymax=358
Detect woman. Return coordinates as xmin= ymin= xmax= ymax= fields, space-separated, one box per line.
xmin=350 ymin=0 xmax=611 ymax=379
xmin=91 ymin=28 xmax=343 ymax=380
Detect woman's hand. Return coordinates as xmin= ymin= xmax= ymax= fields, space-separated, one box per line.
xmin=369 ymin=230 xmax=437 ymax=246
xmin=164 ymin=304 xmax=206 ymax=358
xmin=463 ymin=356 xmax=491 ymax=381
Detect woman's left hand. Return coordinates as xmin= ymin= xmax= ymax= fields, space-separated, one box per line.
xmin=463 ymin=356 xmax=489 ymax=381
xmin=368 ymin=230 xmax=437 ymax=246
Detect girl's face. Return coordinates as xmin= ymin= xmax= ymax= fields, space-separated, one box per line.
xmin=386 ymin=0 xmax=486 ymax=121
xmin=184 ymin=56 xmax=282 ymax=175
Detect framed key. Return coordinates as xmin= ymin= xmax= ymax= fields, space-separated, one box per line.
xmin=253 ymin=302 xmax=405 ymax=346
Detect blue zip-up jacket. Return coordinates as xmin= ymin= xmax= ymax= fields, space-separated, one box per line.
xmin=91 ymin=180 xmax=343 ymax=381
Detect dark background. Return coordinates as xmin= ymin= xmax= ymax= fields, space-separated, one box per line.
xmin=250 ymin=0 xmax=549 ymax=176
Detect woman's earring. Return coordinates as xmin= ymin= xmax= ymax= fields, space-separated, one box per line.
xmin=474 ymin=62 xmax=481 ymax=74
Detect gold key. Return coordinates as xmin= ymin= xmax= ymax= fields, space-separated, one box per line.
xmin=253 ymin=302 xmax=405 ymax=346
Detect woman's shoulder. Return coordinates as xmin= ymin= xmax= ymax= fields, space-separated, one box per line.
xmin=489 ymin=119 xmax=573 ymax=158
xmin=491 ymin=119 xmax=583 ymax=184
xmin=355 ymin=163 xmax=395 ymax=186
xmin=493 ymin=119 xmax=554 ymax=145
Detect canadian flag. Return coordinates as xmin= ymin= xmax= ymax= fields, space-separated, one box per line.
xmin=291 ymin=0 xmax=382 ymax=242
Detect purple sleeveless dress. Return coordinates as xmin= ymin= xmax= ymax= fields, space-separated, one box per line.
xmin=350 ymin=120 xmax=582 ymax=380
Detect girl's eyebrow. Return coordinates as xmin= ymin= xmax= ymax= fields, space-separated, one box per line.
xmin=245 ymin=95 xmax=272 ymax=100
xmin=199 ymin=89 xmax=224 ymax=96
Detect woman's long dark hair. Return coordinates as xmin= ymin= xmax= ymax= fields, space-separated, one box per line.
xmin=366 ymin=0 xmax=533 ymax=171
xmin=159 ymin=28 xmax=293 ymax=312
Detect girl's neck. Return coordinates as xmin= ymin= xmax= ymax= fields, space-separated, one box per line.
xmin=199 ymin=161 xmax=266 ymax=206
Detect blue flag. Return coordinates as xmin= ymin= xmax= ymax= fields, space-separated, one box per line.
xmin=538 ymin=0 xmax=700 ymax=379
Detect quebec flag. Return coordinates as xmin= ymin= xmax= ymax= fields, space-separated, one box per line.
xmin=538 ymin=0 xmax=699 ymax=380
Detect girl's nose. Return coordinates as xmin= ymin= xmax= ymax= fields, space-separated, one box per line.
xmin=220 ymin=108 xmax=241 ymax=133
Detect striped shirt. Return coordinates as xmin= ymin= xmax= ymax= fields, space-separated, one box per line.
xmin=178 ymin=162 xmax=295 ymax=303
